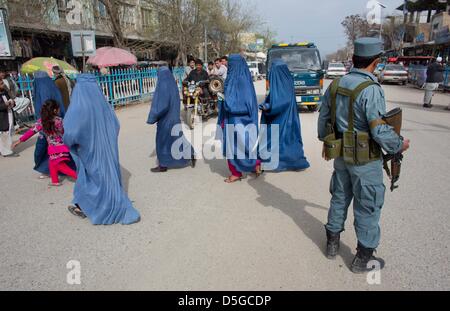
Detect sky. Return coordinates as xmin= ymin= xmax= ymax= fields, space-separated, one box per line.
xmin=253 ymin=0 xmax=406 ymax=56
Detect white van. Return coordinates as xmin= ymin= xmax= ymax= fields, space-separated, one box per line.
xmin=247 ymin=61 xmax=261 ymax=81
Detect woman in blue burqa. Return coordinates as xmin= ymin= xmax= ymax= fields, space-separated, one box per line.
xmin=63 ymin=74 xmax=140 ymax=225
xmin=32 ymin=71 xmax=66 ymax=177
xmin=218 ymin=54 xmax=261 ymax=183
xmin=147 ymin=66 xmax=195 ymax=173
xmin=259 ymin=59 xmax=310 ymax=172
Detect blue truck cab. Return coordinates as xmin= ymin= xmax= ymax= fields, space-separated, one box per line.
xmin=266 ymin=42 xmax=324 ymax=112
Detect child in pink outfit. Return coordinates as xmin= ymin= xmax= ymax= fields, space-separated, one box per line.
xmin=13 ymin=100 xmax=77 ymax=186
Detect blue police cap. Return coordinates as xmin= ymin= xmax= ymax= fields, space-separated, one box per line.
xmin=354 ymin=37 xmax=383 ymax=57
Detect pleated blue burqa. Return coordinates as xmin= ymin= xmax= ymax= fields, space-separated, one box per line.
xmin=147 ymin=67 xmax=193 ymax=168
xmin=259 ymin=59 xmax=310 ymax=171
xmin=218 ymin=54 xmax=259 ymax=173
xmin=63 ymin=74 xmax=140 ymax=225
xmin=32 ymin=71 xmax=66 ymax=174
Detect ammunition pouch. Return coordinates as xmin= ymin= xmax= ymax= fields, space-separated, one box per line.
xmin=322 ymin=78 xmax=382 ymax=165
xmin=323 ymin=130 xmax=381 ymax=164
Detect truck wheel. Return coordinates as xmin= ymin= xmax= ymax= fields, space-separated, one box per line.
xmin=186 ymin=108 xmax=195 ymax=130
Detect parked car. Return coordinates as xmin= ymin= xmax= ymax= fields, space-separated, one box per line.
xmin=374 ymin=63 xmax=385 ymax=78
xmin=326 ymin=62 xmax=347 ymax=79
xmin=379 ymin=64 xmax=408 ymax=85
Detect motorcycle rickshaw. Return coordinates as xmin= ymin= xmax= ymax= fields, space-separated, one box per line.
xmin=182 ymin=75 xmax=224 ymax=129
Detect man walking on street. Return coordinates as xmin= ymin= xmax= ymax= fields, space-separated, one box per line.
xmin=423 ymin=57 xmax=444 ymax=109
xmin=53 ymin=66 xmax=73 ymax=111
xmin=0 ymin=79 xmax=19 ymax=157
xmin=318 ymin=37 xmax=410 ymax=274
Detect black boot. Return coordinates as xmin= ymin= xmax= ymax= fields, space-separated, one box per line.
xmin=326 ymin=229 xmax=341 ymax=260
xmin=350 ymin=244 xmax=385 ymax=274
xmin=151 ymin=166 xmax=168 ymax=173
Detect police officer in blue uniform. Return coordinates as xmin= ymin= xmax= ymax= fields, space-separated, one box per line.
xmin=318 ymin=38 xmax=410 ymax=274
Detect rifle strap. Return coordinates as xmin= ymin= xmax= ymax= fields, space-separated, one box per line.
xmin=329 ymin=78 xmax=341 ymax=131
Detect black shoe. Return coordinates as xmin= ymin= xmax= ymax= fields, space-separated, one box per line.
xmin=151 ymin=166 xmax=168 ymax=173
xmin=191 ymin=156 xmax=197 ymax=168
xmin=423 ymin=104 xmax=433 ymax=109
xmin=350 ymin=244 xmax=385 ymax=274
xmin=326 ymin=229 xmax=341 ymax=260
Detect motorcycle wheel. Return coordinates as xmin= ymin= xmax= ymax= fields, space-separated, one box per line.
xmin=186 ymin=108 xmax=195 ymax=130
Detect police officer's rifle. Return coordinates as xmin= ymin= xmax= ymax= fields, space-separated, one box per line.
xmin=381 ymin=108 xmax=403 ymax=192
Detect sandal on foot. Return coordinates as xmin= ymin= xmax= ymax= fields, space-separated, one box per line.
xmin=224 ymin=176 xmax=242 ymax=184
xmin=49 ymin=182 xmax=63 ymax=187
xmin=68 ymin=205 xmax=87 ymax=219
xmin=255 ymin=166 xmax=264 ymax=178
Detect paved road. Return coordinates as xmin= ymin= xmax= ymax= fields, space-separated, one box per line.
xmin=1 ymin=80 xmax=449 ymax=290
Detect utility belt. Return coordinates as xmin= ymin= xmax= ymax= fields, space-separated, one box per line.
xmin=323 ymin=78 xmax=382 ymax=166
xmin=323 ymin=130 xmax=381 ymax=165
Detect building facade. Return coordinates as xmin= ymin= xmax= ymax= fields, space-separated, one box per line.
xmin=0 ymin=0 xmax=175 ymax=71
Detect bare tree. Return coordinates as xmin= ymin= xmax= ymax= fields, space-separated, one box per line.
xmin=146 ymin=0 xmax=260 ymax=64
xmin=94 ymin=0 xmax=128 ymax=48
xmin=341 ymin=14 xmax=370 ymax=49
xmin=382 ymin=16 xmax=404 ymax=52
xmin=4 ymin=0 xmax=57 ymax=28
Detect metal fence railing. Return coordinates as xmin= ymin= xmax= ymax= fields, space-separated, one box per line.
xmin=407 ymin=64 xmax=427 ymax=88
xmin=408 ymin=64 xmax=450 ymax=92
xmin=15 ymin=67 xmax=186 ymax=121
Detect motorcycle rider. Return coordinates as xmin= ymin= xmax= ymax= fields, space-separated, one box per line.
xmin=186 ymin=59 xmax=210 ymax=99
xmin=186 ymin=59 xmax=209 ymax=83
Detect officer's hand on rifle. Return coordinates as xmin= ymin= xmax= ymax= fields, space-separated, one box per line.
xmin=401 ymin=139 xmax=411 ymax=153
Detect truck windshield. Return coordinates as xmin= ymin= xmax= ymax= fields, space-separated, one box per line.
xmin=268 ymin=48 xmax=322 ymax=71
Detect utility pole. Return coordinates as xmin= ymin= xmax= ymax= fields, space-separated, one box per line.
xmin=204 ymin=25 xmax=208 ymax=62
xmin=377 ymin=2 xmax=387 ymax=40
xmin=400 ymin=0 xmax=408 ymax=56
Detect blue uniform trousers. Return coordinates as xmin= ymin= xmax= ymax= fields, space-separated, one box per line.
xmin=326 ymin=157 xmax=386 ymax=249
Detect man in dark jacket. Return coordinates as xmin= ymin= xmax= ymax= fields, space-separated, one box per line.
xmin=185 ymin=59 xmax=210 ymax=98
xmin=0 ymin=79 xmax=19 ymax=157
xmin=424 ymin=57 xmax=444 ymax=108
xmin=186 ymin=59 xmax=209 ymax=83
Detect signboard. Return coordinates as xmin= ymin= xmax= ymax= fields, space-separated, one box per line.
xmin=0 ymin=8 xmax=14 ymax=59
xmin=416 ymin=33 xmax=425 ymax=43
xmin=70 ymin=31 xmax=96 ymax=57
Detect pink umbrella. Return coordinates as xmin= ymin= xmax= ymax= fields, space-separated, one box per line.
xmin=87 ymin=47 xmax=137 ymax=68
